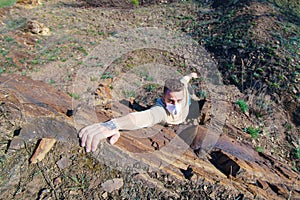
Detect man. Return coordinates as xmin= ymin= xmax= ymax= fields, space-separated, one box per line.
xmin=79 ymin=72 xmax=198 ymax=152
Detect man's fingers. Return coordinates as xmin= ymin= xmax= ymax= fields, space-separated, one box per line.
xmin=78 ymin=127 xmax=85 ymax=138
xmin=109 ymin=131 xmax=120 ymax=145
xmin=81 ymin=133 xmax=87 ymax=147
xmin=79 ymin=124 xmax=98 ymax=147
xmin=85 ymin=131 xmax=98 ymax=152
xmin=91 ymin=133 xmax=105 ymax=152
xmin=78 ymin=123 xmax=119 ymax=152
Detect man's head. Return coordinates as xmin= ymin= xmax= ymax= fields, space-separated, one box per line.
xmin=163 ymin=79 xmax=184 ymax=106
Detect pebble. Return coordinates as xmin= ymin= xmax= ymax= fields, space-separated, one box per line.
xmin=53 ymin=177 xmax=62 ymax=185
xmin=101 ymin=178 xmax=124 ymax=193
xmin=56 ymin=156 xmax=71 ymax=170
xmin=102 ymin=192 xmax=108 ymax=199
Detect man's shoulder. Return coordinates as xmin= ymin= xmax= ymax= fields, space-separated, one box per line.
xmin=155 ymin=97 xmax=164 ymax=107
xmin=149 ymin=98 xmax=167 ymax=115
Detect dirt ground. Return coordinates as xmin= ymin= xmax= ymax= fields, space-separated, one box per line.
xmin=0 ymin=0 xmax=299 ymax=199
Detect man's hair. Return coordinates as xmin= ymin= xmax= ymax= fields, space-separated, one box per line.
xmin=163 ymin=79 xmax=184 ymax=95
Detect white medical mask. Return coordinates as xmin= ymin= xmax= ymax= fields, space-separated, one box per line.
xmin=166 ymin=103 xmax=182 ymax=115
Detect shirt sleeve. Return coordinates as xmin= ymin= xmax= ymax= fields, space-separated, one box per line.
xmin=111 ymin=106 xmax=167 ymax=130
xmin=180 ymin=75 xmax=191 ymax=86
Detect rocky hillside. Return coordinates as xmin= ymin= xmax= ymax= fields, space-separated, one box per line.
xmin=0 ymin=0 xmax=299 ymax=199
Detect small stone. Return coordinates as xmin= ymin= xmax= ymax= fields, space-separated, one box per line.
xmin=209 ymin=191 xmax=216 ymax=199
xmin=101 ymin=178 xmax=123 ymax=193
xmin=102 ymin=192 xmax=108 ymax=199
xmin=69 ymin=190 xmax=78 ymax=195
xmin=30 ymin=138 xmax=56 ymax=164
xmin=93 ymin=193 xmax=101 ymax=200
xmin=292 ymin=88 xmax=297 ymax=94
xmin=53 ymin=177 xmax=62 ymax=185
xmin=37 ymin=188 xmax=51 ymax=200
xmin=56 ymin=156 xmax=70 ymax=170
xmin=8 ymin=137 xmax=25 ymax=151
xmin=183 ymin=54 xmax=190 ymax=59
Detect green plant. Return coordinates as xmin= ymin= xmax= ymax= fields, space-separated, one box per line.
xmin=125 ymin=64 xmax=134 ymax=70
xmin=31 ymin=59 xmax=39 ymax=65
xmin=49 ymin=79 xmax=56 ymax=84
xmin=0 ymin=0 xmax=17 ymax=8
xmin=256 ymin=146 xmax=263 ymax=153
xmin=236 ymin=100 xmax=248 ymax=113
xmin=101 ymin=72 xmax=114 ymax=79
xmin=284 ymin=122 xmax=293 ymax=130
xmin=197 ymin=90 xmax=207 ymax=99
xmin=5 ymin=36 xmax=14 ymax=42
xmin=68 ymin=174 xmax=87 ymax=190
xmin=122 ymin=90 xmax=135 ymax=98
xmin=139 ymin=72 xmax=154 ymax=81
xmin=76 ymin=46 xmax=88 ymax=56
xmin=0 ymin=49 xmax=8 ymax=56
xmin=292 ymin=162 xmax=299 ymax=172
xmin=69 ymin=93 xmax=81 ymax=100
xmin=244 ymin=126 xmax=260 ymax=139
xmin=292 ymin=148 xmax=300 ymax=159
xmin=131 ymin=0 xmax=139 ymax=7
xmin=65 ymin=75 xmax=72 ymax=82
xmin=144 ymin=83 xmax=159 ymax=92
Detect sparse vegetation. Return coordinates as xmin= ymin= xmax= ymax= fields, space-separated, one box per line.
xmin=137 ymin=72 xmax=154 ymax=81
xmin=244 ymin=126 xmax=261 ymax=139
xmin=101 ymin=72 xmax=114 ymax=79
xmin=256 ymin=146 xmax=263 ymax=153
xmin=235 ymin=100 xmax=248 ymax=113
xmin=68 ymin=174 xmax=87 ymax=190
xmin=197 ymin=90 xmax=207 ymax=99
xmin=131 ymin=0 xmax=139 ymax=7
xmin=68 ymin=92 xmax=81 ymax=100
xmin=191 ymin=0 xmax=300 ymax=106
xmin=0 ymin=0 xmax=17 ymax=8
xmin=292 ymin=148 xmax=300 ymax=159
xmin=49 ymin=79 xmax=56 ymax=84
xmin=144 ymin=83 xmax=159 ymax=92
xmin=122 ymin=89 xmax=136 ymax=98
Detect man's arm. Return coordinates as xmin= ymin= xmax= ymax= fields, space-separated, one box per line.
xmin=180 ymin=72 xmax=198 ymax=86
xmin=111 ymin=106 xmax=166 ymax=130
xmin=78 ymin=106 xmax=166 ymax=152
xmin=181 ymin=72 xmax=201 ymax=101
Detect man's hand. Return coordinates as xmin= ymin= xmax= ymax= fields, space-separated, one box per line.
xmin=78 ymin=122 xmax=120 ymax=152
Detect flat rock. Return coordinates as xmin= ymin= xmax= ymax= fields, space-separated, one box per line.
xmin=0 ymin=74 xmax=73 ymax=121
xmin=101 ymin=178 xmax=124 ymax=193
xmin=8 ymin=117 xmax=78 ymax=150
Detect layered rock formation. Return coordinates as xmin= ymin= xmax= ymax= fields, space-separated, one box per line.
xmin=1 ymin=74 xmax=299 ymax=199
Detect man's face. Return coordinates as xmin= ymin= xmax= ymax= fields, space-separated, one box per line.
xmin=163 ymin=90 xmax=184 ymax=105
